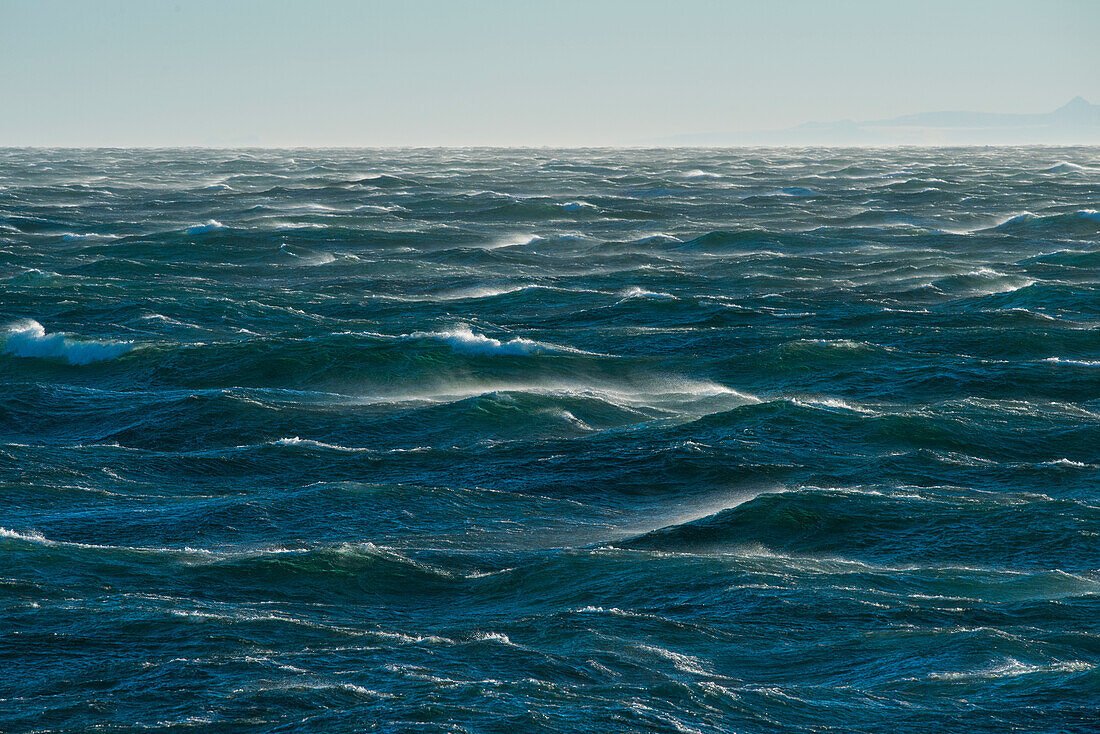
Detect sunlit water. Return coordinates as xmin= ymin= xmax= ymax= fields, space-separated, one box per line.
xmin=2 ymin=148 xmax=1098 ymax=732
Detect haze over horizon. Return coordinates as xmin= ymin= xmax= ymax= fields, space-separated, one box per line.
xmin=2 ymin=0 xmax=1099 ymax=146
xmin=5 ymin=3 xmax=1100 ymax=731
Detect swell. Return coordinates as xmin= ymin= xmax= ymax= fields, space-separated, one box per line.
xmin=984 ymin=209 xmax=1100 ymax=237
xmin=616 ymin=486 xmax=1100 ymax=570
xmin=0 ymin=528 xmax=468 ymax=601
xmin=4 ymin=147 xmax=1100 ymax=733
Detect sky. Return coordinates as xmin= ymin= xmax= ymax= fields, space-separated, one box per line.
xmin=1 ymin=0 xmax=1098 ymax=146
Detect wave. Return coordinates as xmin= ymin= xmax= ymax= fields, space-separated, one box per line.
xmin=1021 ymin=248 xmax=1100 ymax=269
xmin=6 ymin=268 xmax=62 ymax=285
xmin=1040 ymin=458 xmax=1091 ymax=469
xmin=1042 ymin=357 xmax=1100 ymax=367
xmin=425 ymin=284 xmax=558 ymax=301
xmin=779 ymin=338 xmax=893 ymax=356
xmin=614 ymin=485 xmax=1100 ymax=570
xmin=341 ymin=377 xmax=756 ymax=425
xmin=187 ymin=542 xmax=469 ymax=596
xmin=985 ymin=209 xmax=1100 ymax=237
xmin=375 ymin=284 xmax=568 ymax=302
xmin=0 ymin=527 xmax=49 ymax=543
xmin=488 ymin=233 xmax=542 ymax=249
xmin=619 ymin=286 xmax=676 ymax=300
xmin=278 ymin=243 xmax=337 ymax=266
xmin=933 ymin=267 xmax=1036 ymax=297
xmin=560 ymin=201 xmax=598 ymax=212
xmin=0 ymin=527 xmax=469 ymax=590
xmin=349 ymin=174 xmax=419 ymax=189
xmin=1043 ymin=161 xmax=1093 ymax=173
xmin=408 ymin=325 xmax=604 ymax=357
xmin=60 ymin=232 xmax=121 ymax=241
xmin=927 ymin=658 xmax=1094 ymax=682
xmin=673 ymin=229 xmax=778 ymax=253
xmin=0 ymin=525 xmax=224 ymax=558
xmin=1 ymin=319 xmax=133 ymax=365
xmin=271 ymin=437 xmax=367 ymax=452
xmin=788 ymin=395 xmax=878 ymax=415
xmin=184 ymin=219 xmax=228 ymax=234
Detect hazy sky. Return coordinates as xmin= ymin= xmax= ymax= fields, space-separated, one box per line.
xmin=2 ymin=0 xmax=1098 ymax=146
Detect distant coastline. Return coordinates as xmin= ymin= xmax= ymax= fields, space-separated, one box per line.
xmin=661 ymin=97 xmax=1100 ymax=146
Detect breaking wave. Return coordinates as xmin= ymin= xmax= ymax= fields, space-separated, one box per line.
xmin=1 ymin=320 xmax=134 ymax=365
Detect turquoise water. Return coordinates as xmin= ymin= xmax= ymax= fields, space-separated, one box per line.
xmin=2 ymin=148 xmax=1099 ymax=732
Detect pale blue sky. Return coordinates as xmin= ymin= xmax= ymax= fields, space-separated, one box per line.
xmin=1 ymin=0 xmax=1097 ymax=146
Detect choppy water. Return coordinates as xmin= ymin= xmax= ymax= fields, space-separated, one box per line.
xmin=2 ymin=147 xmax=1099 ymax=733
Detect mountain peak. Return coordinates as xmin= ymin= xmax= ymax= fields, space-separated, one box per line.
xmin=1058 ymin=96 xmax=1093 ymax=111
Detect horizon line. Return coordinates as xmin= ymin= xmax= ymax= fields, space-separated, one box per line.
xmin=4 ymin=143 xmax=1100 ymax=151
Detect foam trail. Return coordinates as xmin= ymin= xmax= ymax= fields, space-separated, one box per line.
xmin=2 ymin=320 xmax=133 ymax=365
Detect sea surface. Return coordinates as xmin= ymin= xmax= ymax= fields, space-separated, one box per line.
xmin=2 ymin=147 xmax=1099 ymax=733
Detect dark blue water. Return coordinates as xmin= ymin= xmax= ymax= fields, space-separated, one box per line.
xmin=2 ymin=148 xmax=1099 ymax=733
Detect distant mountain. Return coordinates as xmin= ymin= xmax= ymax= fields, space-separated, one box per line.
xmin=664 ymin=98 xmax=1100 ymax=146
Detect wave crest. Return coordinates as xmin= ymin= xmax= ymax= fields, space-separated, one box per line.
xmin=410 ymin=325 xmax=601 ymax=357
xmin=2 ymin=320 xmax=133 ymax=365
xmin=986 ymin=209 xmax=1100 ymax=237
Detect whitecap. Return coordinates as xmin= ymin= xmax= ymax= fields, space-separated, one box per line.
xmin=790 ymin=396 xmax=878 ymax=415
xmin=793 ymin=338 xmax=888 ymax=351
xmin=619 ymin=286 xmax=676 ymax=300
xmin=929 ymin=658 xmax=1093 ymax=681
xmin=947 ymin=267 xmax=1035 ymax=296
xmin=1044 ymin=161 xmax=1091 ymax=173
xmin=0 ymin=527 xmax=49 ymax=543
xmin=271 ymin=437 xmax=365 ymax=452
xmin=60 ymin=232 xmax=121 ymax=241
xmin=185 ymin=219 xmax=227 ymax=234
xmin=274 ymin=222 xmax=328 ymax=231
xmin=349 ymin=378 xmax=754 ymax=418
xmin=429 ymin=284 xmax=540 ymax=301
xmin=635 ymin=644 xmax=709 ymax=675
xmin=410 ymin=325 xmax=602 ymax=357
xmin=1042 ymin=357 xmax=1100 ymax=367
xmin=682 ymin=170 xmax=722 ymax=179
xmin=2 ymin=319 xmax=133 ymax=365
xmin=1040 ymin=458 xmax=1091 ymax=469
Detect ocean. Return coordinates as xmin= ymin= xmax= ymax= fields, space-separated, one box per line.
xmin=1 ymin=147 xmax=1098 ymax=732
